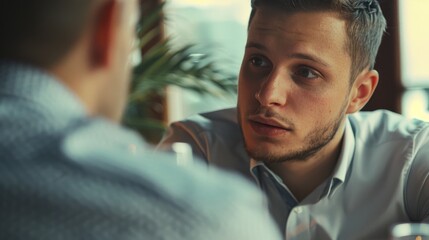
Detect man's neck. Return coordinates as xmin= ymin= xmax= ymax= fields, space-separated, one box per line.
xmin=267 ymin=126 xmax=345 ymax=202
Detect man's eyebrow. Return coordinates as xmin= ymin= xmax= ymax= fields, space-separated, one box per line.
xmin=246 ymin=42 xmax=330 ymax=67
xmin=288 ymin=53 xmax=330 ymax=67
xmin=245 ymin=42 xmax=268 ymax=51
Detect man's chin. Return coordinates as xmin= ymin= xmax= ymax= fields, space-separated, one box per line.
xmin=245 ymin=146 xmax=287 ymax=163
xmin=245 ymin=145 xmax=320 ymax=163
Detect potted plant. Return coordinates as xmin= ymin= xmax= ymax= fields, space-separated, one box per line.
xmin=123 ymin=2 xmax=237 ymax=143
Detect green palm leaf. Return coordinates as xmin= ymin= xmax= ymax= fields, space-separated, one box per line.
xmin=124 ymin=1 xmax=237 ymax=143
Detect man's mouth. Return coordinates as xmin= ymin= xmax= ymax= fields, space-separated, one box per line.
xmin=247 ymin=115 xmax=292 ymax=136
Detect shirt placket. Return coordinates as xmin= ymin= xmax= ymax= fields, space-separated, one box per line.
xmin=252 ymin=164 xmax=333 ymax=239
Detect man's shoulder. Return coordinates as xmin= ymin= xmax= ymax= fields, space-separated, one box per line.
xmin=172 ymin=107 xmax=240 ymax=135
xmin=198 ymin=107 xmax=238 ymax=123
xmin=348 ymin=110 xmax=429 ymax=143
xmin=1 ymin=117 xmax=280 ymax=239
xmin=59 ymin=117 xmax=263 ymax=209
xmin=163 ymin=107 xmax=244 ymax=152
xmin=60 ymin=117 xmax=147 ymax=163
xmin=159 ymin=108 xmax=250 ymax=173
xmin=61 ymin=118 xmax=274 ymax=231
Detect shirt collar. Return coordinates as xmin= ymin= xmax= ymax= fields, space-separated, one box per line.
xmin=249 ymin=118 xmax=356 ymax=198
xmin=332 ymin=118 xmax=355 ymax=183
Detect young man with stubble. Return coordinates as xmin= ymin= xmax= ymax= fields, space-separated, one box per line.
xmin=159 ymin=0 xmax=429 ymax=239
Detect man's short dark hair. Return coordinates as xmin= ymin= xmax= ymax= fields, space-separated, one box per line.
xmin=249 ymin=0 xmax=387 ymax=81
xmin=0 ymin=0 xmax=99 ymax=68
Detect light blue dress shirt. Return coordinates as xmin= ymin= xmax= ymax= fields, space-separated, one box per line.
xmin=159 ymin=107 xmax=429 ymax=239
xmin=0 ymin=62 xmax=282 ymax=240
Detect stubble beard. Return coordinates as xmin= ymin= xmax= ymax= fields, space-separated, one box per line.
xmin=238 ymin=104 xmax=347 ymax=164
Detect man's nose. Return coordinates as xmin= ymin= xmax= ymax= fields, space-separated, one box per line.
xmin=255 ymin=69 xmax=288 ymax=107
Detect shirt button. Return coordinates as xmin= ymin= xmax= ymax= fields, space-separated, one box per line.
xmin=294 ymin=207 xmax=303 ymax=214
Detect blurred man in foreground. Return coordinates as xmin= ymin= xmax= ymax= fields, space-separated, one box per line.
xmin=0 ymin=0 xmax=281 ymax=239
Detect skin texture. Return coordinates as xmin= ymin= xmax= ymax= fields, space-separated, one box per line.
xmin=237 ymin=7 xmax=379 ymax=200
xmin=51 ymin=0 xmax=139 ymax=123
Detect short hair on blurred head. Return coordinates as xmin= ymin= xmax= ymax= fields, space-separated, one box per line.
xmin=0 ymin=0 xmax=102 ymax=68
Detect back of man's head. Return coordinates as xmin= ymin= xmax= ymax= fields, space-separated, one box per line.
xmin=0 ymin=0 xmax=97 ymax=68
xmin=1 ymin=0 xmax=140 ymax=122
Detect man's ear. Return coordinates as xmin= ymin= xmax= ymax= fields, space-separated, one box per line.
xmin=346 ymin=69 xmax=379 ymax=114
xmin=90 ymin=0 xmax=119 ymax=68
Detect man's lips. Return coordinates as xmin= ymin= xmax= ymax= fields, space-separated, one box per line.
xmin=248 ymin=115 xmax=292 ymax=130
xmin=247 ymin=115 xmax=292 ymax=136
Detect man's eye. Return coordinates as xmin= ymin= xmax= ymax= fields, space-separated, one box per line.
xmin=249 ymin=56 xmax=271 ymax=68
xmin=294 ymin=67 xmax=320 ymax=79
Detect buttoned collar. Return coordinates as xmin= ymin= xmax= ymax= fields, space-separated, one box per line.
xmin=249 ymin=118 xmax=356 ymax=199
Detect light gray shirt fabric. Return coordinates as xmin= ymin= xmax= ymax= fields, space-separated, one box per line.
xmin=0 ymin=61 xmax=282 ymax=240
xmin=159 ymin=107 xmax=429 ymax=240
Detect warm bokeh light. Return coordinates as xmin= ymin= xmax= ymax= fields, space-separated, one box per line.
xmin=402 ymin=90 xmax=429 ymax=121
xmin=400 ymin=0 xmax=429 ymax=121
xmin=400 ymin=0 xmax=429 ymax=86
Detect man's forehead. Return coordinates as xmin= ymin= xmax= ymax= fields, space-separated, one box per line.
xmin=250 ymin=10 xmax=346 ymax=39
xmin=247 ymin=10 xmax=351 ymax=67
